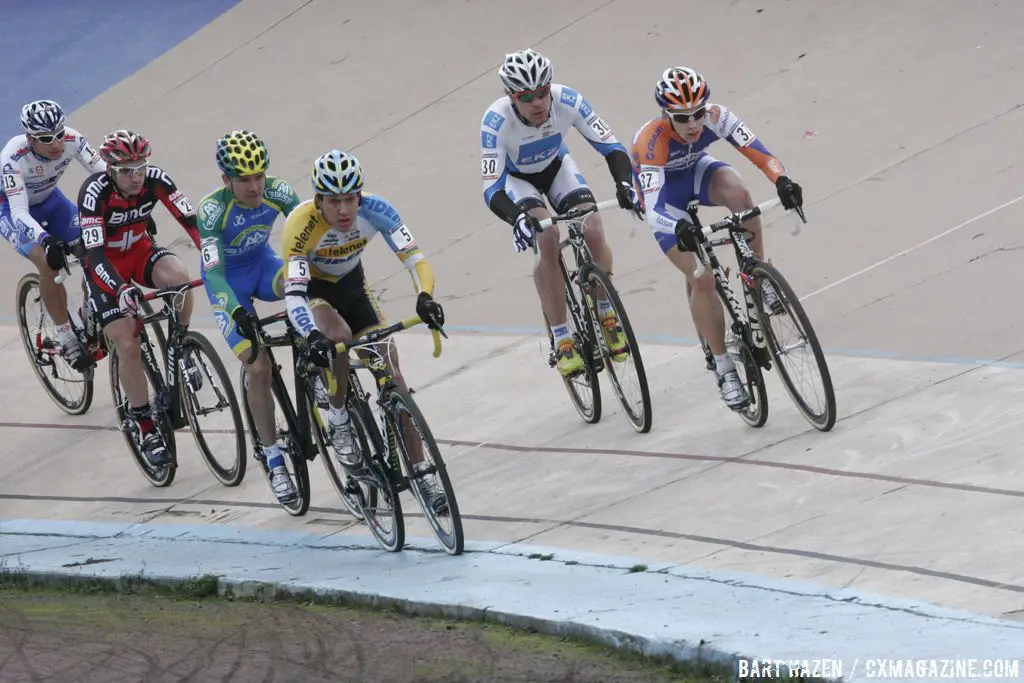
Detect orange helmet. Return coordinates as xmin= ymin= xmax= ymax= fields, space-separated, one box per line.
xmin=655 ymin=67 xmax=709 ymax=111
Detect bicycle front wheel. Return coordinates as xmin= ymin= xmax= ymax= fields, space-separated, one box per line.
xmin=752 ymin=262 xmax=836 ymax=431
xmin=386 ymin=387 xmax=463 ymax=555
xmin=581 ymin=265 xmax=653 ymax=433
xmin=16 ymin=273 xmax=94 ymax=415
xmin=179 ymin=331 xmax=246 ymax=486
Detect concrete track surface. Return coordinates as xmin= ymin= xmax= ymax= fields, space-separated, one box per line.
xmin=3 ymin=0 xmax=1024 ymax=677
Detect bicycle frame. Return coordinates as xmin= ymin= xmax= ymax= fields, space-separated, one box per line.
xmin=682 ymin=197 xmax=807 ymax=366
xmin=133 ymin=279 xmax=204 ymax=430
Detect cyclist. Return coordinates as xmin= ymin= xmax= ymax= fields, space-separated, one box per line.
xmin=197 ymin=130 xmax=302 ymax=505
xmin=479 ymin=48 xmax=644 ymax=377
xmin=281 ymin=149 xmax=447 ymax=510
xmin=1 ymin=99 xmax=105 ymax=370
xmin=630 ymin=66 xmax=804 ymax=410
xmin=78 ymin=130 xmax=202 ymax=466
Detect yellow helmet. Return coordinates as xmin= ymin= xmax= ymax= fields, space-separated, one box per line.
xmin=216 ymin=129 xmax=269 ymax=177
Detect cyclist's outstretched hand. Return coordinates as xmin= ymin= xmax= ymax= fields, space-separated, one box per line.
xmin=512 ymin=212 xmax=540 ymax=252
xmin=616 ymin=181 xmax=644 ymax=221
xmin=776 ymin=175 xmax=803 ymax=210
xmin=307 ymin=329 xmax=335 ymax=368
xmin=117 ymin=284 xmax=142 ymax=317
xmin=416 ymin=291 xmax=445 ymax=330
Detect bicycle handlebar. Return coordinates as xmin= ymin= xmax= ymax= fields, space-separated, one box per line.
xmin=319 ymin=315 xmax=445 ymax=399
xmin=535 ymin=198 xmax=622 ymax=231
xmin=689 ymin=198 xmax=806 ymax=279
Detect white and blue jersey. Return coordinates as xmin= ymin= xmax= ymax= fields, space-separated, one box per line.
xmin=0 ymin=129 xmax=105 ymax=255
xmin=480 ymin=84 xmax=630 ymax=217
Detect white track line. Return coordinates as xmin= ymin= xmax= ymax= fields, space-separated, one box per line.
xmin=802 ymin=193 xmax=1024 ymax=301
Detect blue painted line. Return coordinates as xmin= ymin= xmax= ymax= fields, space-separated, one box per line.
xmin=443 ymin=324 xmax=1024 ymax=370
xmin=1 ymin=0 xmax=240 ymax=139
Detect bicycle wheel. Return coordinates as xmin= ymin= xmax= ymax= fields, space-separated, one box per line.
xmin=581 ymin=265 xmax=652 ymax=433
xmin=732 ymin=337 xmax=769 ymax=428
xmin=313 ymin=377 xmax=371 ymax=521
xmin=546 ymin=255 xmax=602 ymax=423
xmin=240 ymin=365 xmax=310 ymax=516
xmin=16 ymin=273 xmax=94 ymax=415
xmin=752 ymin=261 xmax=836 ymax=431
xmin=107 ymin=337 xmax=177 ymax=487
xmin=385 ymin=387 xmax=462 ymax=555
xmin=179 ymin=331 xmax=246 ymax=486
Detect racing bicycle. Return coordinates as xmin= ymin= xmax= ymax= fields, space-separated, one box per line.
xmin=532 ymin=199 xmax=653 ymax=433
xmin=319 ymin=315 xmax=463 ymax=555
xmin=680 ymin=197 xmax=836 ymax=431
xmin=108 ymin=279 xmax=247 ymax=487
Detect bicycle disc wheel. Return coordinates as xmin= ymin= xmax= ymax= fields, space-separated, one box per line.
xmin=107 ymin=343 xmax=177 ymax=487
xmin=179 ymin=331 xmax=246 ymax=486
xmin=581 ymin=265 xmax=652 ymax=433
xmin=752 ymin=262 xmax=836 ymax=431
xmin=387 ymin=387 xmax=463 ymax=555
xmin=16 ymin=273 xmax=94 ymax=415
xmin=240 ymin=366 xmax=310 ymax=516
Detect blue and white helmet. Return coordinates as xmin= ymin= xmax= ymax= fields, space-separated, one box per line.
xmin=498 ymin=49 xmax=552 ymax=93
xmin=311 ymin=149 xmax=363 ymax=195
xmin=21 ymin=99 xmax=66 ymax=136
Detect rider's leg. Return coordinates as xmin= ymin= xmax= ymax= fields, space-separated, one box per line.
xmin=706 ymin=164 xmax=763 ymax=259
xmin=146 ymin=249 xmax=194 ymax=329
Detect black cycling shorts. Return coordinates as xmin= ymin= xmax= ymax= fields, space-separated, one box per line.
xmin=306 ymin=262 xmax=386 ymax=338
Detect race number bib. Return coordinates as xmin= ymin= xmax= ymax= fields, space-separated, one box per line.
xmin=200 ymin=238 xmax=220 ymax=268
xmin=390 ymin=224 xmax=415 ymax=250
xmin=287 ymin=256 xmax=310 ymax=283
xmin=731 ymin=123 xmax=755 ymax=147
xmin=81 ymin=222 xmax=104 ymax=249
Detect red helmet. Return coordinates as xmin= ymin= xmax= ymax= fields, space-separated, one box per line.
xmin=99 ymin=130 xmax=151 ymax=166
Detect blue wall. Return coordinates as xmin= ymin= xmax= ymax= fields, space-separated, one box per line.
xmin=0 ymin=0 xmax=239 ymax=139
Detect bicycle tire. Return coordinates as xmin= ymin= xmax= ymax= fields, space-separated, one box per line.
xmin=107 ymin=336 xmax=177 ymax=487
xmin=315 ymin=382 xmax=375 ymax=521
xmin=581 ymin=264 xmax=653 ymax=433
xmin=347 ymin=397 xmax=405 ymax=552
xmin=734 ymin=338 xmax=769 ymax=428
xmin=386 ymin=387 xmax=463 ymax=555
xmin=752 ymin=261 xmax=837 ymax=432
xmin=546 ymin=254 xmax=602 ymax=423
xmin=240 ymin=364 xmax=311 ymax=516
xmin=16 ymin=273 xmax=94 ymax=415
xmin=179 ymin=331 xmax=246 ymax=486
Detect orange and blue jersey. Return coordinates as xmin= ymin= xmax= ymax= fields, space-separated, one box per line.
xmin=630 ymin=104 xmax=787 ymax=252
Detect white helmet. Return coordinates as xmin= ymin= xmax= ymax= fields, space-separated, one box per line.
xmin=498 ymin=49 xmax=552 ymax=93
xmin=311 ymin=149 xmax=363 ymax=195
xmin=21 ymin=99 xmax=66 ymax=136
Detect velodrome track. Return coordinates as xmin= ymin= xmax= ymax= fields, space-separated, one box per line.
xmin=2 ymin=0 xmax=1024 ymax=668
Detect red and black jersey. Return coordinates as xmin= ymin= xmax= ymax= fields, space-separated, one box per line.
xmin=77 ymin=165 xmax=201 ymax=295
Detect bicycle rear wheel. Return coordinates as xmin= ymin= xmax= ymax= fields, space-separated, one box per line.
xmin=108 ymin=336 xmax=177 ymax=487
xmin=240 ymin=365 xmax=310 ymax=515
xmin=581 ymin=265 xmax=652 ymax=433
xmin=16 ymin=273 xmax=94 ymax=415
xmin=179 ymin=331 xmax=246 ymax=486
xmin=387 ymin=387 xmax=463 ymax=555
xmin=344 ymin=396 xmax=405 ymax=552
xmin=752 ymin=262 xmax=836 ymax=431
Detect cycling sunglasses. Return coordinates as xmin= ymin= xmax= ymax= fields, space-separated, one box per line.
xmin=514 ymin=85 xmax=551 ymax=103
xmin=112 ymin=163 xmax=149 ymax=178
xmin=666 ymin=107 xmax=706 ymax=124
xmin=31 ymin=129 xmax=66 ymax=144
